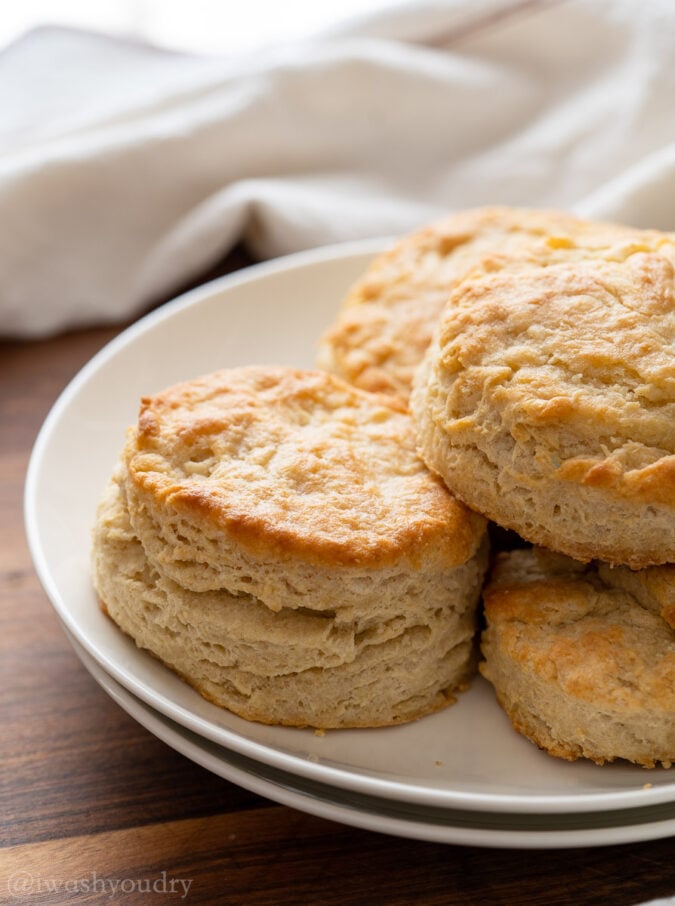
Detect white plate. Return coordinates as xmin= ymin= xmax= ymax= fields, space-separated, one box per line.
xmin=25 ymin=240 xmax=675 ymax=816
xmin=66 ymin=626 xmax=675 ymax=849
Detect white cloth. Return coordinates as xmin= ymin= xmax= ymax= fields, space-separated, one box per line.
xmin=2 ymin=0 xmax=675 ymax=337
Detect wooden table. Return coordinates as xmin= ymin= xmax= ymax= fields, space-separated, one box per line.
xmin=1 ymin=256 xmax=674 ymax=905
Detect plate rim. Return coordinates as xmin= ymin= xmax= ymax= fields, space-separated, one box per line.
xmin=24 ymin=238 xmax=675 ymax=817
xmin=66 ymin=626 xmax=675 ymax=850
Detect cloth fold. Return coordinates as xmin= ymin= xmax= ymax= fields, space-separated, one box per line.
xmin=2 ymin=0 xmax=675 ymax=337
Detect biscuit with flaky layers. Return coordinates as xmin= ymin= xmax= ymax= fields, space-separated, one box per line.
xmin=123 ymin=366 xmax=486 ymax=602
xmin=412 ymin=243 xmax=675 ymax=567
xmin=93 ymin=366 xmax=489 ymax=728
xmin=480 ymin=548 xmax=675 ymax=768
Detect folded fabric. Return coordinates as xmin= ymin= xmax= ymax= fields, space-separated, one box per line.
xmin=2 ymin=0 xmax=675 ymax=337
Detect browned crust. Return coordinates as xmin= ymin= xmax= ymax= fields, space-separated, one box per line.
xmin=557 ymin=455 xmax=675 ymax=508
xmin=480 ymin=550 xmax=675 ymax=768
xmin=317 ymin=205 xmax=639 ymax=399
xmin=124 ymin=366 xmax=486 ymax=569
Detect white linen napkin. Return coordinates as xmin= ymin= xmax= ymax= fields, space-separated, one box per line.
xmin=2 ymin=0 xmax=675 ymax=337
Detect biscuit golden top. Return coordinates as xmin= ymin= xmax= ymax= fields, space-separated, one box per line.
xmin=317 ymin=206 xmax=637 ymax=399
xmin=483 ymin=549 xmax=675 ymax=711
xmin=124 ymin=366 xmax=486 ymax=568
xmin=430 ymin=246 xmax=675 ymax=510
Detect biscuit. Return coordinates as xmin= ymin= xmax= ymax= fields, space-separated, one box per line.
xmin=317 ymin=206 xmax=634 ymax=401
xmin=480 ymin=548 xmax=675 ymax=768
xmin=412 ymin=244 xmax=675 ymax=567
xmin=94 ymin=366 xmax=488 ymax=728
xmin=123 ymin=366 xmax=486 ymax=599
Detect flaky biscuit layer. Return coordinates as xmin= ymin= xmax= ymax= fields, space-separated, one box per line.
xmin=413 ymin=245 xmax=675 ymax=567
xmin=93 ymin=468 xmax=487 ymax=728
xmin=480 ymin=548 xmax=675 ymax=767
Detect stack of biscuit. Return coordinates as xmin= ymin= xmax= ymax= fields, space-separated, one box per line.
xmin=94 ymin=206 xmax=673 ymax=765
xmin=93 ymin=366 xmax=488 ymax=729
xmin=319 ymin=206 xmax=675 ymax=767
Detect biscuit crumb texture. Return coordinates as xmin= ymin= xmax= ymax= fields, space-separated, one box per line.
xmin=480 ymin=548 xmax=675 ymax=768
xmin=94 ymin=367 xmax=489 ymax=729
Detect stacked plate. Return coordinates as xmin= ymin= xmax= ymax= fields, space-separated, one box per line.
xmin=25 ymin=241 xmax=675 ymax=849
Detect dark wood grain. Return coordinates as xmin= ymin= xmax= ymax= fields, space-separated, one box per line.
xmin=1 ymin=255 xmax=674 ymax=905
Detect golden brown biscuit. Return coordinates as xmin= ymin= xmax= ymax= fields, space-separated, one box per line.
xmin=412 ymin=245 xmax=675 ymax=567
xmin=94 ymin=366 xmax=489 ymax=728
xmin=123 ymin=366 xmax=486 ymax=598
xmin=480 ymin=548 xmax=675 ymax=768
xmin=317 ymin=206 xmax=635 ymax=401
